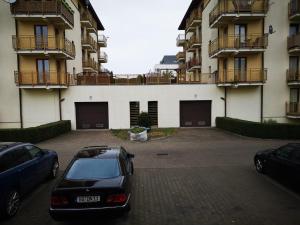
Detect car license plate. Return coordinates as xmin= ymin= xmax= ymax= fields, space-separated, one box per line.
xmin=77 ymin=196 xmax=101 ymax=203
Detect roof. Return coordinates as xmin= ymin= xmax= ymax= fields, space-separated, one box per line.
xmin=76 ymin=146 xmax=121 ymax=159
xmin=80 ymin=0 xmax=105 ymax=31
xmin=178 ymin=0 xmax=201 ymax=30
xmin=0 ymin=142 xmax=22 ymax=154
xmin=160 ymin=55 xmax=178 ymax=65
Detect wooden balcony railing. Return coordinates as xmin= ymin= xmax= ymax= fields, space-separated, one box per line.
xmin=209 ymin=0 xmax=269 ymax=26
xmin=10 ymin=0 xmax=74 ymax=27
xmin=82 ymin=59 xmax=98 ymax=71
xmin=14 ymin=71 xmax=71 ymax=86
xmin=176 ymin=52 xmax=185 ymax=61
xmin=187 ymin=58 xmax=201 ymax=70
xmin=209 ymin=34 xmax=268 ymax=56
xmin=286 ymin=102 xmax=300 ymax=117
xmin=81 ymin=36 xmax=97 ymax=51
xmin=12 ymin=35 xmax=75 ymax=58
xmin=217 ymin=69 xmax=267 ymax=84
xmin=187 ymin=34 xmax=202 ymax=50
xmin=288 ymin=33 xmax=300 ymax=51
xmin=186 ymin=8 xmax=202 ymax=29
xmin=178 ymin=73 xmax=216 ymax=84
xmin=289 ymin=0 xmax=300 ymax=19
xmin=287 ymin=69 xmax=300 ymax=82
xmin=80 ymin=11 xmax=97 ymax=31
xmin=76 ymin=73 xmax=111 ymax=85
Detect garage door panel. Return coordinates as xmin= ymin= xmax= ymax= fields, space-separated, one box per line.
xmin=76 ymin=102 xmax=109 ymax=129
xmin=180 ymin=101 xmax=211 ymax=127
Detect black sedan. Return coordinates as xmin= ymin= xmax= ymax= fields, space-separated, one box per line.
xmin=49 ymin=146 xmax=134 ymax=221
xmin=254 ymin=143 xmax=300 ymax=183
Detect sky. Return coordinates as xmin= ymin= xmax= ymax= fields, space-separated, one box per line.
xmin=90 ymin=0 xmax=191 ymax=74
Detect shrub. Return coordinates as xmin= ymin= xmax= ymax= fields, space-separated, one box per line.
xmin=131 ymin=127 xmax=145 ymax=134
xmin=138 ymin=112 xmax=152 ymax=128
xmin=216 ymin=117 xmax=300 ymax=139
xmin=0 ymin=120 xmax=71 ymax=143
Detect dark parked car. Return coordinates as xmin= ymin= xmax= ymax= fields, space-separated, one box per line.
xmin=254 ymin=143 xmax=300 ymax=183
xmin=0 ymin=142 xmax=59 ymax=218
xmin=49 ymin=146 xmax=134 ymax=221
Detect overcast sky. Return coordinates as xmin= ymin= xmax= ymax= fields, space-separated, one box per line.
xmin=90 ymin=0 xmax=191 ymax=74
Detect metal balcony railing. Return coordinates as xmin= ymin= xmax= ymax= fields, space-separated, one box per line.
xmin=286 ymin=102 xmax=300 ymax=117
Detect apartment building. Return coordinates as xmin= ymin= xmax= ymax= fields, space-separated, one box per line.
xmin=0 ymin=0 xmax=107 ymax=128
xmin=177 ymin=0 xmax=300 ymax=124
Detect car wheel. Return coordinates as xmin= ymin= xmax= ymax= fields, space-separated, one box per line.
xmin=49 ymin=159 xmax=59 ymax=179
xmin=5 ymin=190 xmax=20 ymax=218
xmin=123 ymin=203 xmax=131 ymax=213
xmin=255 ymin=158 xmax=265 ymax=174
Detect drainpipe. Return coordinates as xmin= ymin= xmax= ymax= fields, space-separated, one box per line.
xmin=58 ymin=89 xmax=62 ymax=121
xmin=224 ymin=87 xmax=227 ymax=117
xmin=260 ymin=85 xmax=264 ymax=123
xmin=19 ymin=89 xmax=23 ymax=128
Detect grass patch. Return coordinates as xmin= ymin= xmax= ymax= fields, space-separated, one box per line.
xmin=111 ymin=128 xmax=177 ymax=140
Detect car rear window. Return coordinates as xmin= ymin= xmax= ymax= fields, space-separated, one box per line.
xmin=66 ymin=158 xmax=121 ymax=180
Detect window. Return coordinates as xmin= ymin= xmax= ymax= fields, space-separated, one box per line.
xmin=276 ymin=145 xmax=294 ymax=160
xmin=289 ymin=56 xmax=299 ymax=75
xmin=24 ymin=145 xmax=43 ymax=158
xmin=290 ymin=88 xmax=300 ymax=103
xmin=66 ymin=159 xmax=120 ymax=180
xmin=0 ymin=152 xmax=14 ymax=173
xmin=235 ymin=24 xmax=247 ymax=47
xmin=234 ymin=57 xmax=247 ymax=81
xmin=290 ymin=24 xmax=299 ymax=36
xmin=36 ymin=59 xmax=49 ymax=84
xmin=291 ymin=150 xmax=300 ymax=163
xmin=13 ymin=147 xmax=32 ymax=166
xmin=35 ymin=25 xmax=48 ymax=49
xmin=130 ymin=102 xmax=140 ymax=127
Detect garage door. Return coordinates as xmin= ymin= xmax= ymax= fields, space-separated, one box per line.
xmin=180 ymin=101 xmax=211 ymax=127
xmin=75 ymin=102 xmax=109 ymax=129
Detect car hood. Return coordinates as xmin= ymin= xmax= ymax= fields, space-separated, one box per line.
xmin=256 ymin=149 xmax=275 ymax=156
xmin=56 ymin=176 xmax=124 ymax=189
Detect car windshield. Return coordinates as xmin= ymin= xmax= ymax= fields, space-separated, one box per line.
xmin=66 ymin=158 xmax=120 ymax=180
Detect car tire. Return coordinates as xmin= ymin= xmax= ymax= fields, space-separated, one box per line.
xmin=123 ymin=203 xmax=131 ymax=213
xmin=4 ymin=190 xmax=20 ymax=218
xmin=255 ymin=158 xmax=266 ymax=174
xmin=49 ymin=159 xmax=59 ymax=179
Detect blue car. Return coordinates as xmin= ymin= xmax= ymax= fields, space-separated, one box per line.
xmin=0 ymin=142 xmax=59 ymax=218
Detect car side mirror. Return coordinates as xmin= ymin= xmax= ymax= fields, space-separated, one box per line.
xmin=128 ymin=153 xmax=135 ymax=158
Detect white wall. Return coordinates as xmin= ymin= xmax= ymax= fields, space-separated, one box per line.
xmin=264 ymin=0 xmax=290 ymax=123
xmin=22 ymin=89 xmax=60 ymax=128
xmin=62 ymin=85 xmax=225 ymax=130
xmin=0 ymin=2 xmax=20 ymax=128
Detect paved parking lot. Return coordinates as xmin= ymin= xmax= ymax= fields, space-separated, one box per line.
xmin=2 ymin=128 xmax=300 ymax=225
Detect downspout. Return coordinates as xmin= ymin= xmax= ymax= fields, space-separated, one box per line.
xmin=58 ymin=89 xmax=62 ymax=121
xmin=261 ymin=85 xmax=264 ymax=123
xmin=16 ymin=19 xmax=23 ymax=128
xmin=224 ymin=87 xmax=227 ymax=117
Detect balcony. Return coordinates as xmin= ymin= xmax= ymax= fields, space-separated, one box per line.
xmin=176 ymin=34 xmax=186 ymax=47
xmin=209 ymin=34 xmax=268 ymax=58
xmin=14 ymin=71 xmax=71 ymax=88
xmin=83 ymin=59 xmax=98 ymax=72
xmin=80 ymin=11 xmax=97 ymax=33
xmin=178 ymin=73 xmax=216 ymax=84
xmin=76 ymin=73 xmax=111 ymax=85
xmin=98 ymin=35 xmax=107 ymax=47
xmin=81 ymin=36 xmax=97 ymax=53
xmin=286 ymin=102 xmax=300 ymax=118
xmin=12 ymin=35 xmax=75 ymax=59
xmin=209 ymin=0 xmax=269 ymax=28
xmin=288 ymin=33 xmax=300 ymax=54
xmin=186 ymin=9 xmax=202 ymax=33
xmin=286 ymin=69 xmax=300 ymax=85
xmin=187 ymin=34 xmax=201 ymax=52
xmin=216 ymin=68 xmax=267 ymax=87
xmin=99 ymin=52 xmax=108 ymax=63
xmin=289 ymin=0 xmax=300 ymax=21
xmin=187 ymin=58 xmax=201 ymax=72
xmin=10 ymin=0 xmax=74 ymax=29
xmin=176 ymin=52 xmax=185 ymax=62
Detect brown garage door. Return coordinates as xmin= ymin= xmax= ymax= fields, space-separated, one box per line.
xmin=76 ymin=102 xmax=109 ymax=129
xmin=180 ymin=101 xmax=211 ymax=127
